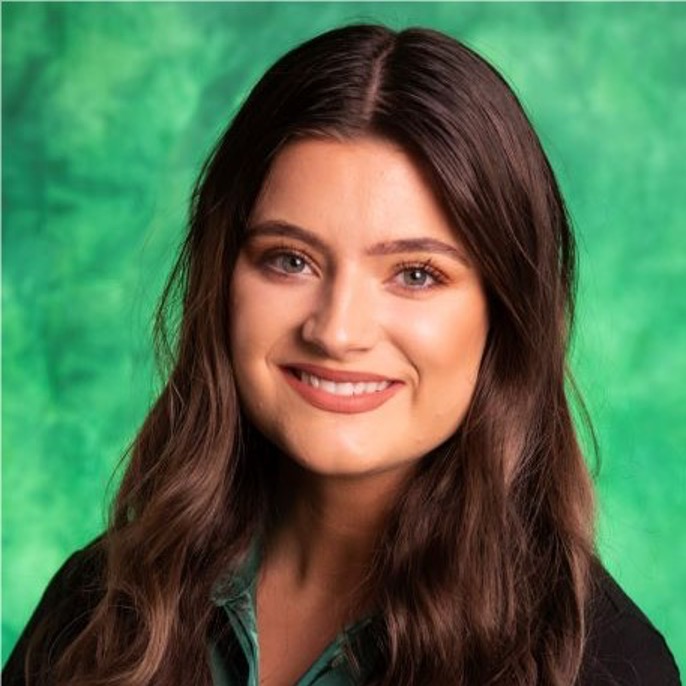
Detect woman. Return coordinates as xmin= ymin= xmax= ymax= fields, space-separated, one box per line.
xmin=5 ymin=24 xmax=680 ymax=686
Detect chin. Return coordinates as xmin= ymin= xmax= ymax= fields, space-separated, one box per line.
xmin=281 ymin=443 xmax=415 ymax=480
xmin=288 ymin=452 xmax=380 ymax=477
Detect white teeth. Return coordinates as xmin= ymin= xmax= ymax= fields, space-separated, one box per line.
xmin=297 ymin=371 xmax=391 ymax=396
xmin=320 ymin=379 xmax=337 ymax=394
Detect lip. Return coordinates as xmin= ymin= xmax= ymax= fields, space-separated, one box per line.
xmin=286 ymin=363 xmax=395 ymax=383
xmin=281 ymin=365 xmax=403 ymax=414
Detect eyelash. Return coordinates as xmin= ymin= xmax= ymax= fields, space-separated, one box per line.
xmin=257 ymin=245 xmax=448 ymax=290
xmin=259 ymin=244 xmax=317 ymax=276
xmin=393 ymin=259 xmax=448 ymax=289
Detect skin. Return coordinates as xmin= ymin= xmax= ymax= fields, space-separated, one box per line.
xmin=228 ymin=136 xmax=489 ymax=684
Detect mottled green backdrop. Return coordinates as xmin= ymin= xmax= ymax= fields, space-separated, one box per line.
xmin=3 ymin=1 xmax=685 ymax=671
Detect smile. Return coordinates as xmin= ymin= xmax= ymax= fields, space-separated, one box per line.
xmin=295 ymin=370 xmax=391 ymax=396
xmin=281 ymin=365 xmax=402 ymax=414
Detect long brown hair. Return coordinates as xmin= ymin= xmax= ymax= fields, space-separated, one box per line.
xmin=28 ymin=24 xmax=595 ymax=685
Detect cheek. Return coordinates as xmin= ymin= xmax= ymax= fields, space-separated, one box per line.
xmin=229 ymin=266 xmax=311 ymax=366
xmin=406 ymin=297 xmax=487 ymax=370
xmin=397 ymin=293 xmax=488 ymax=420
xmin=229 ymin=268 xmax=274 ymax=368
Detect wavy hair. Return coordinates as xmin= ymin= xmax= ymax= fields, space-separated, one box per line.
xmin=27 ymin=24 xmax=595 ymax=685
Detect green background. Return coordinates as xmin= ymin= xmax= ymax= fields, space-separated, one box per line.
xmin=3 ymin=1 xmax=685 ymax=672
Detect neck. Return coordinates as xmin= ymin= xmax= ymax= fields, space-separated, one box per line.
xmin=264 ymin=456 xmax=410 ymax=600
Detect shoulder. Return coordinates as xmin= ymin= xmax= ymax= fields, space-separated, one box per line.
xmin=2 ymin=537 xmax=106 ymax=685
xmin=26 ymin=536 xmax=106 ymax=616
xmin=580 ymin=562 xmax=681 ymax=686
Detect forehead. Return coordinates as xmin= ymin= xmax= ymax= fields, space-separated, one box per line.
xmin=250 ymin=136 xmax=460 ymax=248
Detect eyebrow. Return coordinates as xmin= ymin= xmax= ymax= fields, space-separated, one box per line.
xmin=246 ymin=221 xmax=469 ymax=264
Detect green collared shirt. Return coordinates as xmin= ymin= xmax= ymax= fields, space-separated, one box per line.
xmin=209 ymin=545 xmax=379 ymax=685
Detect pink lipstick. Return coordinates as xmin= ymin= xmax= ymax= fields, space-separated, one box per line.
xmin=281 ymin=364 xmax=403 ymax=414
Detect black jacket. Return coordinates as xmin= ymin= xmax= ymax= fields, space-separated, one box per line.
xmin=3 ymin=541 xmax=681 ymax=685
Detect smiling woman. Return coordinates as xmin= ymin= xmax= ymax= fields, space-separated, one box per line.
xmin=231 ymin=138 xmax=489 ymax=476
xmin=4 ymin=23 xmax=680 ymax=686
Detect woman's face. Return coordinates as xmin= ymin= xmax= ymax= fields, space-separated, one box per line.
xmin=230 ymin=137 xmax=488 ymax=479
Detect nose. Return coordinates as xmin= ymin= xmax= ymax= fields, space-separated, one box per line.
xmin=301 ymin=270 xmax=378 ymax=358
